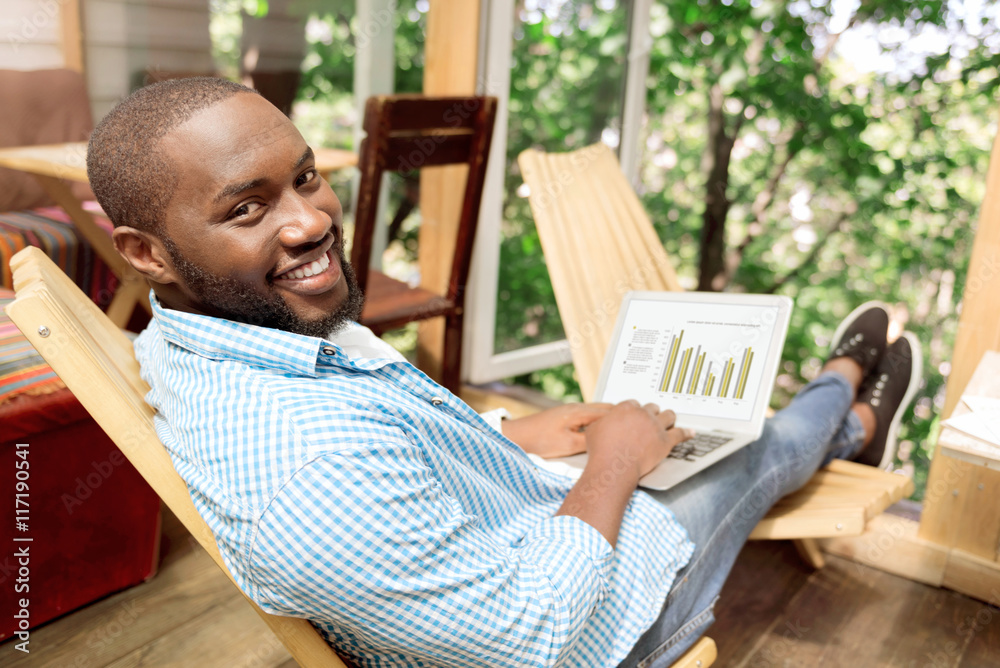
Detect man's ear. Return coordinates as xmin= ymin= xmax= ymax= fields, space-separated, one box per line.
xmin=112 ymin=227 xmax=179 ymax=285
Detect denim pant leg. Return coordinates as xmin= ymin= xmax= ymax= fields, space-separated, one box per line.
xmin=617 ymin=372 xmax=866 ymax=668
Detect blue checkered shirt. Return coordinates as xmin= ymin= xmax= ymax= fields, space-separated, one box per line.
xmin=134 ymin=298 xmax=694 ymax=667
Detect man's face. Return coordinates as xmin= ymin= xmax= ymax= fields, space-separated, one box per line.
xmin=154 ymin=93 xmax=363 ymax=337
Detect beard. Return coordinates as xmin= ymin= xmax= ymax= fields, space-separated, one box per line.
xmin=162 ymin=237 xmax=365 ymax=339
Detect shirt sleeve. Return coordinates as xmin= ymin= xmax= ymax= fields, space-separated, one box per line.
xmin=247 ymin=439 xmax=613 ymax=667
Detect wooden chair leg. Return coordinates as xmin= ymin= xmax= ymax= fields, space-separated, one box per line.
xmin=105 ymin=275 xmax=149 ymax=328
xmin=441 ymin=312 xmax=463 ymax=393
xmin=793 ymin=538 xmax=826 ymax=569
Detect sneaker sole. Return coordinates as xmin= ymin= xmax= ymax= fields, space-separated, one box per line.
xmin=875 ymin=331 xmax=923 ymax=471
xmin=828 ymin=300 xmax=892 ymax=362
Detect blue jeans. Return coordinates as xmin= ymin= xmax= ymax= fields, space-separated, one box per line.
xmin=617 ymin=372 xmax=865 ymax=668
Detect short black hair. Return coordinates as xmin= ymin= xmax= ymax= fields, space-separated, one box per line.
xmin=87 ymin=77 xmax=258 ymax=235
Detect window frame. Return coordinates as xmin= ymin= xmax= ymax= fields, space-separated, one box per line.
xmin=463 ymin=0 xmax=654 ymax=384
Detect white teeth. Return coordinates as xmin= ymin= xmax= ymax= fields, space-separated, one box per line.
xmin=277 ymin=251 xmax=331 ymax=280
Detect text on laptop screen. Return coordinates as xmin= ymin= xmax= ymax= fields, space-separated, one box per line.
xmin=599 ymin=298 xmax=782 ymax=423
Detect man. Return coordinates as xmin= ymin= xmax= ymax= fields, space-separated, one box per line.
xmin=88 ymin=78 xmax=921 ymax=667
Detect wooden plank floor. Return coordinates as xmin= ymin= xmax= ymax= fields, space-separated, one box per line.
xmin=4 ymin=505 xmax=999 ymax=666
xmin=713 ymin=536 xmax=1000 ymax=667
xmin=1 ymin=505 xmax=296 ymax=668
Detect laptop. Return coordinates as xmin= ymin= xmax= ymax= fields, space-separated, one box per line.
xmin=553 ymin=291 xmax=793 ymax=490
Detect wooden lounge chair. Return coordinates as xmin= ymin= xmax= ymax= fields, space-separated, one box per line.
xmin=5 ymin=244 xmax=717 ymax=667
xmin=518 ymin=143 xmax=913 ymax=568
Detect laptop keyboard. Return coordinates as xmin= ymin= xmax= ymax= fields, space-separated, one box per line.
xmin=668 ymin=433 xmax=732 ymax=462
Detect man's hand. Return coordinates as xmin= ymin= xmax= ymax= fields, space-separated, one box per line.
xmin=555 ymin=400 xmax=694 ymax=547
xmin=583 ymin=401 xmax=693 ymax=479
xmin=501 ymin=403 xmax=613 ymax=459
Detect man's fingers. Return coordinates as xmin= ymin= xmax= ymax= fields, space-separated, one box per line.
xmin=665 ymin=426 xmax=695 ymax=446
xmin=573 ymin=402 xmax=613 ymax=419
xmin=656 ymin=409 xmax=677 ymax=430
xmin=641 ymin=402 xmax=660 ymax=416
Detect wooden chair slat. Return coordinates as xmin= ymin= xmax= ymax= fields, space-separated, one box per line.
xmin=382 ymin=135 xmax=474 ymax=170
xmin=379 ymin=95 xmax=488 ymax=131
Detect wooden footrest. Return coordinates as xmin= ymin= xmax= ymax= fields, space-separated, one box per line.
xmin=672 ymin=636 xmax=717 ymax=668
xmin=749 ymin=459 xmax=914 ymax=540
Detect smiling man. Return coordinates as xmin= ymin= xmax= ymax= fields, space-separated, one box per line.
xmin=89 ymin=79 xmax=363 ymax=336
xmin=88 ymin=78 xmax=920 ymax=668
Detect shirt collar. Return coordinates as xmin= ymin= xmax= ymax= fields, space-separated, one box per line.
xmin=149 ymin=292 xmax=331 ymax=377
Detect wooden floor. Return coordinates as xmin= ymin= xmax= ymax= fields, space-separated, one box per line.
xmin=3 ymin=503 xmax=998 ymax=667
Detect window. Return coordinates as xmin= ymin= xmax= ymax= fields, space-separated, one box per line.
xmin=465 ymin=0 xmax=653 ymax=384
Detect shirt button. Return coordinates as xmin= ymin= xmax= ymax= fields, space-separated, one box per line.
xmin=430 ymin=396 xmax=444 ymax=406
xmin=321 ymin=347 xmax=336 ymax=356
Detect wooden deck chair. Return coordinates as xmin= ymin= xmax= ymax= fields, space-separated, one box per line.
xmin=5 ymin=247 xmax=347 ymax=667
xmin=5 ymin=244 xmax=718 ymax=668
xmin=518 ymin=143 xmax=913 ymax=568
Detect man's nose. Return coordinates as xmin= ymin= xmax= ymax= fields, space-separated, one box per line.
xmin=278 ymin=194 xmax=332 ymax=247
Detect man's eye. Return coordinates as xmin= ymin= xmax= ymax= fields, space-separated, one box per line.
xmin=231 ymin=201 xmax=263 ymax=219
xmin=296 ymin=169 xmax=318 ymax=187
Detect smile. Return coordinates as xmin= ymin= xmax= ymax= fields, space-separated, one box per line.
xmin=275 ymin=251 xmax=330 ymax=280
xmin=272 ymin=249 xmax=342 ymax=296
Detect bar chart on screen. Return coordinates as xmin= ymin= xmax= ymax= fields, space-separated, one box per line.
xmin=600 ymin=298 xmax=781 ymax=421
xmin=656 ymin=329 xmax=756 ymax=400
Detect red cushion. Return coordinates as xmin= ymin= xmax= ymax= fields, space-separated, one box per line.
xmin=0 ymin=417 xmax=161 ymax=641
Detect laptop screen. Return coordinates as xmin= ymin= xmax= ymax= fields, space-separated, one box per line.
xmin=597 ymin=296 xmax=785 ymax=425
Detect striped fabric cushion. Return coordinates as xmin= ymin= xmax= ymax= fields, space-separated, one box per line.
xmin=0 ymin=289 xmax=64 ymax=404
xmin=0 ymin=204 xmax=118 ymax=308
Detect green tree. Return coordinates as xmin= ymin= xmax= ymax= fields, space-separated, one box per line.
xmin=286 ymin=0 xmax=999 ymax=497
xmin=638 ymin=0 xmax=998 ymax=496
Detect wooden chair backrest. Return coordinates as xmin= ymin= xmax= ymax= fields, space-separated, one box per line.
xmin=5 ymin=246 xmax=346 ymax=668
xmin=351 ymin=95 xmax=497 ymax=301
xmin=518 ymin=143 xmax=683 ymax=400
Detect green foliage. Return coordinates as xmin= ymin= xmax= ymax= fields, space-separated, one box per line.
xmin=497 ymin=0 xmax=631 ymax=353
xmin=636 ymin=0 xmax=998 ymax=498
xmin=286 ymin=0 xmax=999 ymax=500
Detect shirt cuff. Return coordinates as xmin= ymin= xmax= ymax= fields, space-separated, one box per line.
xmin=478 ymin=407 xmax=512 ymax=433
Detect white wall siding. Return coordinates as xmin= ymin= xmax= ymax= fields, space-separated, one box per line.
xmin=0 ymin=0 xmax=65 ymax=70
xmin=84 ymin=0 xmax=213 ymax=121
xmin=1 ymin=0 xmax=214 ymax=122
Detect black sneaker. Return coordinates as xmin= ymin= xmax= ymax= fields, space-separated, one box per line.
xmin=854 ymin=332 xmax=922 ymax=470
xmin=826 ymin=301 xmax=890 ymax=378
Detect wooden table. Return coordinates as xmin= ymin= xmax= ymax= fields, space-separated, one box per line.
xmin=0 ymin=142 xmax=358 ymax=327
